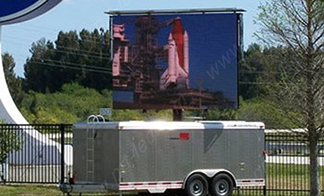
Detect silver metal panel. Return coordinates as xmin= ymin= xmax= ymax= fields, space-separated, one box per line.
xmin=120 ymin=129 xmax=197 ymax=182
xmin=227 ymin=130 xmax=258 ymax=179
xmin=73 ymin=126 xmax=119 ymax=185
xmin=94 ymin=129 xmax=119 ymax=184
xmin=155 ymin=130 xmax=193 ymax=181
xmin=120 ymin=130 xmax=156 ymax=182
xmin=73 ymin=122 xmax=264 ymax=189
xmin=73 ymin=127 xmax=87 ymax=182
xmin=192 ymin=130 xmax=204 ymax=169
xmin=203 ymin=130 xmax=229 ymax=170
xmin=74 ymin=122 xmax=119 ymax=130
xmin=153 ymin=131 xmax=168 ymax=180
xmin=203 ymin=129 xmax=265 ymax=180
xmin=117 ymin=121 xmax=265 ymax=131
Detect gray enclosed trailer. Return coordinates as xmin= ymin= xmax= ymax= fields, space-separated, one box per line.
xmin=61 ymin=121 xmax=265 ymax=196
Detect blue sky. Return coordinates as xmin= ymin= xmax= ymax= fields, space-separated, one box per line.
xmin=1 ymin=0 xmax=264 ymax=77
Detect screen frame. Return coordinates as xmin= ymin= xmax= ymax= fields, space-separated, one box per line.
xmin=109 ymin=9 xmax=244 ymax=110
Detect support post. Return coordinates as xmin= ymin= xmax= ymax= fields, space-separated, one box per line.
xmin=173 ymin=109 xmax=183 ymax=121
xmin=60 ymin=124 xmax=65 ymax=184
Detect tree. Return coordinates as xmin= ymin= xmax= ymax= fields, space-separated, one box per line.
xmin=24 ymin=29 xmax=112 ymax=93
xmin=0 ymin=120 xmax=20 ymax=182
xmin=76 ymin=29 xmax=111 ymax=91
xmin=237 ymin=98 xmax=300 ymax=129
xmin=23 ymin=38 xmax=57 ymax=93
xmin=20 ymin=83 xmax=112 ymax=124
xmin=0 ymin=130 xmax=20 ymax=164
xmin=2 ymin=53 xmax=24 ymax=107
xmin=239 ymin=44 xmax=266 ymax=99
xmin=257 ymin=0 xmax=324 ymax=195
xmin=240 ymin=44 xmax=301 ymax=100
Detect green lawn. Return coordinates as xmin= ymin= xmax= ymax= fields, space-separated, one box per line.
xmin=0 ymin=185 xmax=316 ymax=196
xmin=0 ymin=184 xmax=138 ymax=196
xmin=0 ymin=184 xmax=61 ymax=196
xmin=266 ymin=163 xmax=324 ymax=191
xmin=0 ymin=163 xmax=322 ymax=195
xmin=0 ymin=185 xmax=313 ymax=196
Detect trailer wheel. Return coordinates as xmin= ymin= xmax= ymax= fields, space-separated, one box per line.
xmin=185 ymin=174 xmax=208 ymax=196
xmin=210 ymin=173 xmax=233 ymax=196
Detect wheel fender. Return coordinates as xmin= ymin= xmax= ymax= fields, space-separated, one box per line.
xmin=183 ymin=169 xmax=236 ymax=189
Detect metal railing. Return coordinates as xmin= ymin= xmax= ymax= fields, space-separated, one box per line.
xmin=0 ymin=124 xmax=72 ymax=184
xmin=238 ymin=130 xmax=324 ymax=195
xmin=0 ymin=124 xmax=323 ymax=195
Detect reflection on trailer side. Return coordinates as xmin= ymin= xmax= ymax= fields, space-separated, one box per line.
xmin=60 ymin=121 xmax=265 ymax=196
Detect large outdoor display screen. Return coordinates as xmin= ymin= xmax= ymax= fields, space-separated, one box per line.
xmin=111 ymin=11 xmax=242 ymax=110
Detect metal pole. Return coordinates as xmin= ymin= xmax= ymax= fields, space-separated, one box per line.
xmin=60 ymin=124 xmax=65 ymax=184
xmin=173 ymin=109 xmax=183 ymax=121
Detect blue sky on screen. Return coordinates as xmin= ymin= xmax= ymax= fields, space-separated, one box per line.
xmin=1 ymin=0 xmax=264 ymax=77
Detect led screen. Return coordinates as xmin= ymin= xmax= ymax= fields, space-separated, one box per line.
xmin=111 ymin=12 xmax=242 ymax=110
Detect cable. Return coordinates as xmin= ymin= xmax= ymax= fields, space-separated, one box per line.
xmin=7 ymin=26 xmax=110 ymax=46
xmin=4 ymin=45 xmax=111 ymax=62
xmin=29 ymin=61 xmax=112 ymax=74
xmin=55 ymin=46 xmax=110 ymax=59
xmin=32 ymin=57 xmax=112 ymax=72
xmin=3 ymin=34 xmax=111 ymax=59
xmin=238 ymin=82 xmax=273 ymax=85
xmin=39 ymin=47 xmax=111 ymax=61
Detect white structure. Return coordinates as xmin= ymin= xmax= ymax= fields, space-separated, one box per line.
xmin=0 ymin=0 xmax=72 ymax=167
xmin=0 ymin=27 xmax=72 ymax=166
xmin=0 ymin=28 xmax=31 ymax=124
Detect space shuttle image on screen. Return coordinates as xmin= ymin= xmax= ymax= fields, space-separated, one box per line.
xmin=112 ymin=14 xmax=237 ymax=110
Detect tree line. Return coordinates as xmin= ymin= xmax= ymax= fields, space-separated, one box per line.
xmin=2 ymin=34 xmax=301 ymax=127
xmin=2 ymin=0 xmax=324 ymax=194
xmin=24 ymin=28 xmax=112 ymax=93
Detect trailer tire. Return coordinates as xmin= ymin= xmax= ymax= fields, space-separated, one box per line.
xmin=210 ymin=173 xmax=233 ymax=196
xmin=185 ymin=174 xmax=208 ymax=196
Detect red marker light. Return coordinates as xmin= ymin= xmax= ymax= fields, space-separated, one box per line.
xmin=179 ymin=132 xmax=190 ymax=141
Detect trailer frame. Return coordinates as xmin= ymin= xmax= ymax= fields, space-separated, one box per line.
xmin=60 ymin=120 xmax=265 ymax=196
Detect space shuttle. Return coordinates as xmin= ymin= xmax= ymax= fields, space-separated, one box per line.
xmin=160 ymin=17 xmax=189 ymax=90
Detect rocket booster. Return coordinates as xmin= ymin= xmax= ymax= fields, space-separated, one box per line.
xmin=160 ymin=17 xmax=189 ymax=90
xmin=171 ymin=18 xmax=189 ymax=73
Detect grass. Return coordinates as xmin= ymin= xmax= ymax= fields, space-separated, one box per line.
xmin=233 ymin=190 xmax=311 ymax=196
xmin=0 ymin=184 xmax=318 ymax=196
xmin=0 ymin=184 xmax=61 ymax=196
xmin=1 ymin=163 xmax=323 ymax=195
xmin=266 ymin=163 xmax=324 ymax=191
xmin=0 ymin=184 xmax=140 ymax=196
xmin=0 ymin=185 xmax=314 ymax=196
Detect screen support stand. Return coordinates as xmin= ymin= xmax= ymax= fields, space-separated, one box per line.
xmin=173 ymin=109 xmax=183 ymax=121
